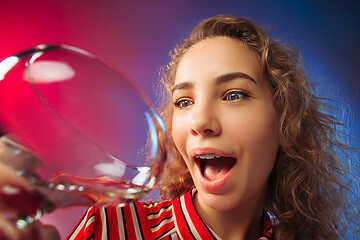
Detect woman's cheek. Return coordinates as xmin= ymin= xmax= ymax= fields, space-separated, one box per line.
xmin=171 ymin=115 xmax=182 ymax=149
xmin=171 ymin=113 xmax=188 ymax=156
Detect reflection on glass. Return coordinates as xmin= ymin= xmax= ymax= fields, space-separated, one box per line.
xmin=0 ymin=44 xmax=168 ymax=228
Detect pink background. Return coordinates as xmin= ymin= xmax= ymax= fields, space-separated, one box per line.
xmin=1 ymin=0 xmax=359 ymax=238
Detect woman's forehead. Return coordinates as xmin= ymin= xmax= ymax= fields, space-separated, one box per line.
xmin=174 ymin=37 xmax=265 ymax=87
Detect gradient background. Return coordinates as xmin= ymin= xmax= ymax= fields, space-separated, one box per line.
xmin=1 ymin=0 xmax=359 ymax=238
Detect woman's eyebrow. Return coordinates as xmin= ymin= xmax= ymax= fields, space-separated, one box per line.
xmin=171 ymin=81 xmax=193 ymax=94
xmin=216 ymin=72 xmax=257 ymax=85
xmin=171 ymin=72 xmax=256 ymax=94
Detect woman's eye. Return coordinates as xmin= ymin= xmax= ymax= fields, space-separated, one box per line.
xmin=174 ymin=99 xmax=194 ymax=109
xmin=222 ymin=91 xmax=249 ymax=101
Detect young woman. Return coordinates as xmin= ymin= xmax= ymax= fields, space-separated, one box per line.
xmin=67 ymin=15 xmax=359 ymax=239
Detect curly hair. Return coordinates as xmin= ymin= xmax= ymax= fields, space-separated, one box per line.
xmin=157 ymin=15 xmax=359 ymax=239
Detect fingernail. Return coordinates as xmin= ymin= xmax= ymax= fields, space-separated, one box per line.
xmin=27 ymin=226 xmax=41 ymax=240
xmin=0 ymin=184 xmax=41 ymax=216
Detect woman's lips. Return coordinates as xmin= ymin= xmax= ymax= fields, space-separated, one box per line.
xmin=190 ymin=148 xmax=236 ymax=193
xmin=189 ymin=148 xmax=233 ymax=159
xmin=196 ymin=158 xmax=235 ymax=193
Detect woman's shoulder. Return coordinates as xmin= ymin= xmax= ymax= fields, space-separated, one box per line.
xmin=66 ymin=197 xmax=178 ymax=240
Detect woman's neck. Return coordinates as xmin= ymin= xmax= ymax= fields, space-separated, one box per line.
xmin=193 ymin=191 xmax=266 ymax=240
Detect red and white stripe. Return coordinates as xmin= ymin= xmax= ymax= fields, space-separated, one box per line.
xmin=66 ymin=189 xmax=273 ymax=240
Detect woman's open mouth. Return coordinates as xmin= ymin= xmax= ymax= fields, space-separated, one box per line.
xmin=193 ymin=153 xmax=236 ymax=192
xmin=196 ymin=154 xmax=236 ymax=180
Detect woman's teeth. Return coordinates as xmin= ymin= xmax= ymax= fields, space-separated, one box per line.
xmin=195 ymin=153 xmax=221 ymax=159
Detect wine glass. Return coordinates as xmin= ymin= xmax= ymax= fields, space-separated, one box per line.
xmin=0 ymin=44 xmax=168 ymax=228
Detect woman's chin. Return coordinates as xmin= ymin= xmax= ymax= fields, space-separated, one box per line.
xmin=195 ymin=187 xmax=241 ymax=213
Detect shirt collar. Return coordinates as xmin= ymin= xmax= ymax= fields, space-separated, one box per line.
xmin=172 ymin=189 xmax=273 ymax=239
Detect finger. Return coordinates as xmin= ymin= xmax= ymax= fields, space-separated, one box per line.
xmin=0 ymin=137 xmax=42 ymax=174
xmin=0 ymin=220 xmax=60 ymax=240
xmin=0 ymin=184 xmax=41 ymax=216
xmin=0 ymin=216 xmax=19 ymax=240
xmin=22 ymin=222 xmax=60 ymax=240
xmin=33 ymin=222 xmax=60 ymax=240
xmin=0 ymin=164 xmax=31 ymax=191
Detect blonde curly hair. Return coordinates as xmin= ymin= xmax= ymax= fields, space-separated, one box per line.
xmin=157 ymin=15 xmax=359 ymax=239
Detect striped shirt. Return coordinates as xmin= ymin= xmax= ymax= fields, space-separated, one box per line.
xmin=67 ymin=189 xmax=273 ymax=240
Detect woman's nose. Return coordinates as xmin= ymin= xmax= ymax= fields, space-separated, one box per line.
xmin=189 ymin=102 xmax=221 ymax=137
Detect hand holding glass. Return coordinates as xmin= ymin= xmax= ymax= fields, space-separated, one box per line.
xmin=0 ymin=45 xmax=167 ymax=228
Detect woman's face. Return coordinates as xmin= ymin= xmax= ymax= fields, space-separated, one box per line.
xmin=171 ymin=37 xmax=279 ymax=212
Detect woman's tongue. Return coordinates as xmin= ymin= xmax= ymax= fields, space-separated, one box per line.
xmin=201 ymin=157 xmax=235 ymax=181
